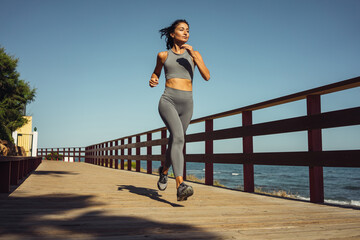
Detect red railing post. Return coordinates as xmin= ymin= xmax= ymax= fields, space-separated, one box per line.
xmin=91 ymin=146 xmax=93 ymax=163
xmin=307 ymin=95 xmax=324 ymax=203
xmin=161 ymin=129 xmax=167 ymax=167
xmin=147 ymin=133 xmax=152 ymax=174
xmin=105 ymin=143 xmax=109 ymax=167
xmin=89 ymin=146 xmax=92 ymax=164
xmin=99 ymin=146 xmax=101 ymax=165
xmin=73 ymin=148 xmax=75 ymax=162
xmin=85 ymin=147 xmax=87 ymax=163
xmin=183 ymin=142 xmax=187 ymax=181
xmin=109 ymin=141 xmax=113 ymax=168
xmin=102 ymin=143 xmax=105 ymax=166
xmin=93 ymin=146 xmax=96 ymax=164
xmin=98 ymin=146 xmax=101 ymax=165
xmin=97 ymin=144 xmax=100 ymax=165
xmin=243 ymin=111 xmax=254 ymax=192
xmin=136 ymin=135 xmax=141 ymax=172
xmin=128 ymin=137 xmax=132 ymax=170
xmin=121 ymin=139 xmax=125 ymax=170
xmin=94 ymin=146 xmax=96 ymax=164
xmin=95 ymin=145 xmax=97 ymax=165
xmin=95 ymin=145 xmax=98 ymax=164
xmin=115 ymin=140 xmax=119 ymax=169
xmin=205 ymin=119 xmax=213 ymax=185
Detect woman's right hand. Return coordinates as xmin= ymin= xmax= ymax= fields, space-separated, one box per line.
xmin=149 ymin=77 xmax=159 ymax=87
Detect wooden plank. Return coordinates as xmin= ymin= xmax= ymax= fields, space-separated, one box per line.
xmin=1 ymin=160 xmax=359 ymax=240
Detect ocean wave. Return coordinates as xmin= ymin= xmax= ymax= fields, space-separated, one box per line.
xmin=325 ymin=199 xmax=360 ymax=207
xmin=344 ymin=186 xmax=360 ymax=191
xmin=296 ymin=196 xmax=360 ymax=207
xmin=351 ymin=200 xmax=360 ymax=206
xmin=232 ymin=173 xmax=240 ymax=176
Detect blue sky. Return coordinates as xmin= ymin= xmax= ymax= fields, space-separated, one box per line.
xmin=1 ymin=0 xmax=359 ymax=151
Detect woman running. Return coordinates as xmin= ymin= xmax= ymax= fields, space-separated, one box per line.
xmin=149 ymin=19 xmax=210 ymax=201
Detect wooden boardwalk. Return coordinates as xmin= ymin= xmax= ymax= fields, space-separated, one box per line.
xmin=0 ymin=161 xmax=359 ymax=240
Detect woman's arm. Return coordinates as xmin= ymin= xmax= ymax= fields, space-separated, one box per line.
xmin=149 ymin=51 xmax=167 ymax=87
xmin=193 ymin=51 xmax=210 ymax=81
xmin=182 ymin=44 xmax=210 ymax=81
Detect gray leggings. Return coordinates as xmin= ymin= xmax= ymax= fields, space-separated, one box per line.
xmin=158 ymin=87 xmax=193 ymax=178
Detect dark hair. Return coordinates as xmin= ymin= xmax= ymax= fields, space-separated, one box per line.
xmin=159 ymin=19 xmax=189 ymax=50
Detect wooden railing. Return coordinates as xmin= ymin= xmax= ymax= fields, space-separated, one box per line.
xmin=62 ymin=77 xmax=359 ymax=203
xmin=37 ymin=147 xmax=85 ymax=162
xmin=0 ymin=156 xmax=42 ymax=193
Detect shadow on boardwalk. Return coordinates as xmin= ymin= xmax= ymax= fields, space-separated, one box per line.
xmin=0 ymin=194 xmax=219 ymax=239
xmin=118 ymin=185 xmax=184 ymax=208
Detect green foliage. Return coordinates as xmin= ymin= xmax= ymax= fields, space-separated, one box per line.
xmin=0 ymin=46 xmax=36 ymax=142
xmin=46 ymin=152 xmax=64 ymax=160
xmin=124 ymin=161 xmax=138 ymax=169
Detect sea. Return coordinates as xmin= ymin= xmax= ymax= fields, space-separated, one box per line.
xmin=147 ymin=161 xmax=360 ymax=207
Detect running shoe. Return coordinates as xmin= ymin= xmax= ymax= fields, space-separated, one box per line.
xmin=177 ymin=182 xmax=194 ymax=201
xmin=157 ymin=166 xmax=168 ymax=191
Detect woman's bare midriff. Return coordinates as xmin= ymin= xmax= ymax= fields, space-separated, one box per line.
xmin=165 ymin=78 xmax=192 ymax=91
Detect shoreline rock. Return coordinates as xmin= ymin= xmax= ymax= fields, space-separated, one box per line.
xmin=0 ymin=140 xmax=26 ymax=156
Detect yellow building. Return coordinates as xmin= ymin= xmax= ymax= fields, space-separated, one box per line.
xmin=14 ymin=116 xmax=34 ymax=156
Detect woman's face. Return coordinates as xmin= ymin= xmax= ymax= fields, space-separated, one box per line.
xmin=171 ymin=22 xmax=189 ymax=43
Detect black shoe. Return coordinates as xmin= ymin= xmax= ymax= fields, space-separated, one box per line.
xmin=177 ymin=182 xmax=194 ymax=201
xmin=157 ymin=166 xmax=168 ymax=191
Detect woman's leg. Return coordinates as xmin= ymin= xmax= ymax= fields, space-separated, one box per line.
xmin=174 ymin=97 xmax=193 ymax=188
xmin=158 ymin=97 xmax=186 ymax=179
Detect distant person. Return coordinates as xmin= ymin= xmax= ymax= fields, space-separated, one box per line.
xmin=149 ymin=19 xmax=210 ymax=201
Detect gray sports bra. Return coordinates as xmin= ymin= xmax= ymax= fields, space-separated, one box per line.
xmin=164 ymin=49 xmax=195 ymax=81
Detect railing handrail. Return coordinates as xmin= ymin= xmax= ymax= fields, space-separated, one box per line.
xmin=91 ymin=76 xmax=360 ymax=144
xmin=38 ymin=147 xmax=86 ymax=150
xmin=0 ymin=156 xmax=42 ymax=161
xmin=39 ymin=76 xmax=360 ymax=204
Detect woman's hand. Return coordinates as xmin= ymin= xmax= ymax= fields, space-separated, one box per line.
xmin=149 ymin=77 xmax=159 ymax=87
xmin=181 ymin=44 xmax=195 ymax=57
xmin=182 ymin=46 xmax=211 ymax=81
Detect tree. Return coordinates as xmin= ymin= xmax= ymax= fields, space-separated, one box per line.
xmin=0 ymin=46 xmax=36 ymax=142
xmin=45 ymin=152 xmax=63 ymax=160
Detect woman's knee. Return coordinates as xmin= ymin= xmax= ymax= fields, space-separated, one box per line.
xmin=172 ymin=134 xmax=184 ymax=146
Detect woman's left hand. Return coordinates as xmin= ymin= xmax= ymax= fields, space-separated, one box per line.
xmin=181 ymin=44 xmax=195 ymax=57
